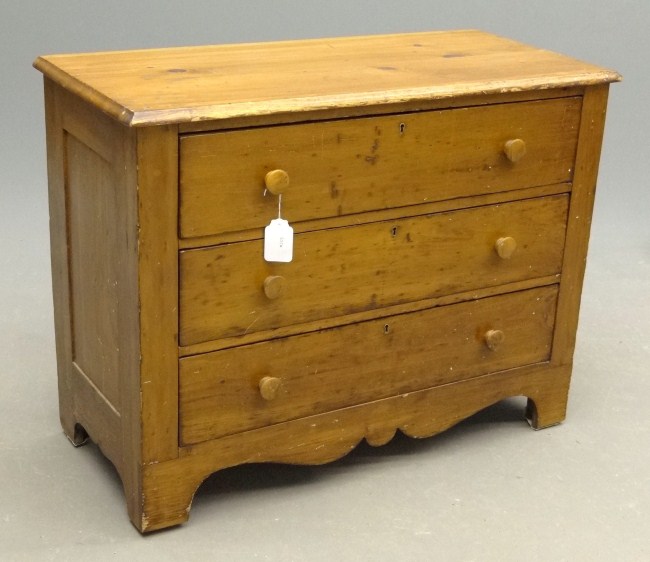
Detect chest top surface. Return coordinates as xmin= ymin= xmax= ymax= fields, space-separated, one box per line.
xmin=33 ymin=29 xmax=620 ymax=126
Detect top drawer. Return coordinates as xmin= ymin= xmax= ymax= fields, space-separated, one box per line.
xmin=180 ymin=97 xmax=581 ymax=239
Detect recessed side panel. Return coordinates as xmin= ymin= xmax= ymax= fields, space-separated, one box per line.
xmin=65 ymin=132 xmax=122 ymax=410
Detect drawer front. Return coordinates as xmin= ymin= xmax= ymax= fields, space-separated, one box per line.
xmin=179 ymin=194 xmax=568 ymax=346
xmin=180 ymin=97 xmax=580 ymax=238
xmin=179 ymin=285 xmax=558 ymax=445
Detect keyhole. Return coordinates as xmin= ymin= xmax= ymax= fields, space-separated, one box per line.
xmin=391 ymin=226 xmax=398 ymax=237
xmin=399 ymin=122 xmax=406 ymax=135
xmin=384 ymin=324 xmax=391 ymax=334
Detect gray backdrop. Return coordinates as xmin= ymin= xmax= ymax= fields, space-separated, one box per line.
xmin=1 ymin=2 xmax=648 ymax=560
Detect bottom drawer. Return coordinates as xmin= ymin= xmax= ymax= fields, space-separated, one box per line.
xmin=179 ymin=285 xmax=558 ymax=445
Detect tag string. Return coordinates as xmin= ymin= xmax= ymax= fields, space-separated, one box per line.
xmin=278 ymin=194 xmax=282 ymax=219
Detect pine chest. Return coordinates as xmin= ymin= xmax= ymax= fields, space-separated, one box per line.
xmin=34 ymin=30 xmax=620 ymax=532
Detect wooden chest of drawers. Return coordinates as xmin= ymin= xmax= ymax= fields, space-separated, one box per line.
xmin=34 ymin=30 xmax=620 ymax=532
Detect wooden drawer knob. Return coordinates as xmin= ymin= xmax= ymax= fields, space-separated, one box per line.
xmin=484 ymin=329 xmax=505 ymax=351
xmin=264 ymin=169 xmax=290 ymax=195
xmin=495 ymin=236 xmax=517 ymax=259
xmin=259 ymin=376 xmax=282 ymax=400
xmin=503 ymin=138 xmax=527 ymax=162
xmin=263 ymin=275 xmax=286 ymax=299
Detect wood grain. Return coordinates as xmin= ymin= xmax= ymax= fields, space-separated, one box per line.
xmin=136 ymin=126 xmax=180 ymax=465
xmin=180 ymin=97 xmax=580 ymax=238
xmin=44 ymin=81 xmax=143 ymax=522
xmin=66 ymin=134 xmax=122 ymax=406
xmin=177 ymin=87 xmax=584 ymax=134
xmin=180 ymin=195 xmax=568 ymax=346
xmin=503 ymin=138 xmax=527 ymax=162
xmin=551 ymin=84 xmax=611 ymax=365
xmin=180 ymin=275 xmax=561 ymax=357
xmin=69 ymin=362 xmax=122 ymax=465
xmin=180 ymin=285 xmax=558 ymax=444
xmin=36 ymin=30 xmax=618 ymax=533
xmin=34 ymin=30 xmax=619 ymax=126
xmin=178 ymin=182 xmax=571 ymax=250
xmin=44 ymin=78 xmax=77 ymax=446
xmin=495 ymin=236 xmax=518 ymax=259
xmin=142 ymin=362 xmax=572 ymax=531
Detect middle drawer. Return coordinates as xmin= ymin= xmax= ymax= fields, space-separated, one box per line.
xmin=180 ymin=194 xmax=568 ymax=347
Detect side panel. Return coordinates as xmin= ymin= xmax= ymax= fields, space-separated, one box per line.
xmin=66 ymin=132 xmax=122 ymax=406
xmin=44 ymin=79 xmax=142 ymax=519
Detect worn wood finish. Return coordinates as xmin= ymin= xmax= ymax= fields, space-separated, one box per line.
xmin=495 ymin=236 xmax=518 ymax=260
xmin=34 ymin=30 xmax=619 ymax=126
xmin=180 ymin=195 xmax=568 ymax=345
xmin=179 ymin=182 xmax=572 ymax=250
xmin=258 ymin=377 xmax=283 ymax=401
xmin=44 ymin=79 xmax=78 ymax=446
xmin=68 ymin=362 xmax=122 ymax=463
xmin=177 ymin=87 xmax=584 ymax=134
xmin=552 ymin=84 xmax=611 ymax=366
xmin=44 ymin=80 xmax=143 ymax=520
xmin=264 ymin=169 xmax=290 ymax=195
xmin=180 ymin=97 xmax=580 ymax=238
xmin=135 ymin=126 xmax=180 ymax=465
xmin=180 ymin=275 xmax=561 ymax=357
xmin=66 ymin=133 xmax=123 ymax=406
xmin=484 ymin=329 xmax=506 ymax=351
xmin=144 ymin=362 xmax=572 ymax=531
xmin=36 ymin=31 xmax=618 ymax=533
xmin=503 ymin=138 xmax=527 ymax=162
xmin=180 ymin=286 xmax=558 ymax=444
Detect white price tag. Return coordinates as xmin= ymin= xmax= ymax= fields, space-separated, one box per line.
xmin=264 ymin=218 xmax=294 ymax=262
